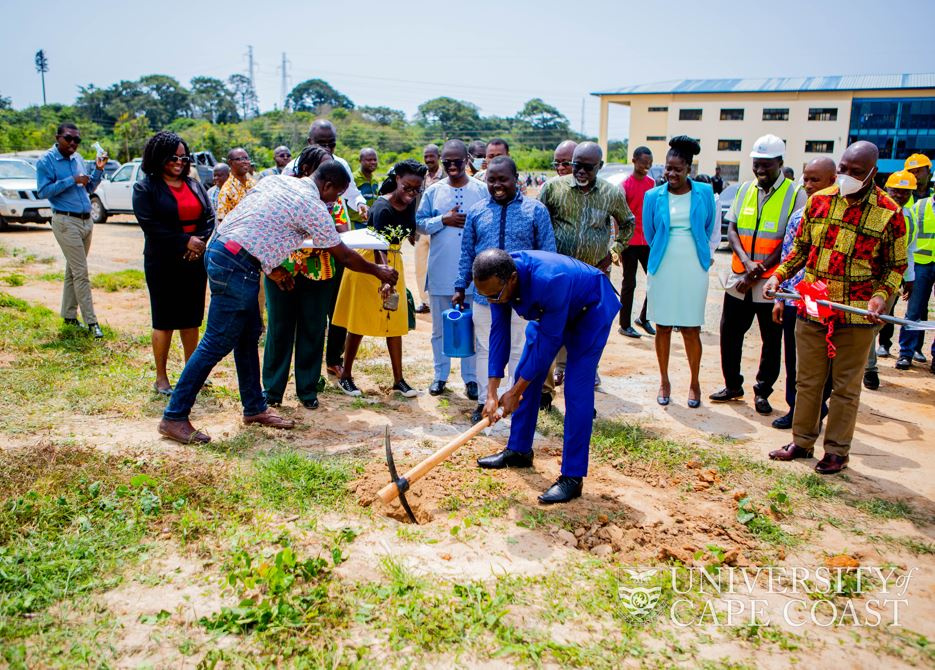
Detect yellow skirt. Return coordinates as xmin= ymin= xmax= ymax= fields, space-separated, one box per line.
xmin=332 ymin=249 xmax=408 ymax=337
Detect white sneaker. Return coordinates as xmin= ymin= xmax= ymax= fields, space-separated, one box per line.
xmin=338 ymin=377 xmax=362 ymax=397
xmin=392 ymin=379 xmax=418 ymax=398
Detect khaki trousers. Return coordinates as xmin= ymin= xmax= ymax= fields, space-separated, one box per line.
xmin=50 ymin=213 xmax=97 ymax=324
xmin=414 ymin=234 xmax=430 ymax=305
xmin=792 ymin=319 xmax=876 ymax=457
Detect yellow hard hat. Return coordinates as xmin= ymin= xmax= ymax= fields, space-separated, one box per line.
xmin=905 ymin=153 xmax=932 ymax=170
xmin=885 ymin=170 xmax=917 ymax=190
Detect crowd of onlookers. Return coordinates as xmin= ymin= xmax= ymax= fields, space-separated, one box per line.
xmin=34 ymin=118 xmax=933 ymax=475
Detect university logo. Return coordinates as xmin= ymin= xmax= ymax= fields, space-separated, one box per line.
xmin=618 ymin=568 xmax=662 ymax=620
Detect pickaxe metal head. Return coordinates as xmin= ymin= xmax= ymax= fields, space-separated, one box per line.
xmin=384 ymin=426 xmax=418 ymax=524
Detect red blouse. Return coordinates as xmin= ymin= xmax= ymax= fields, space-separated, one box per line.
xmin=168 ymin=182 xmax=203 ymax=233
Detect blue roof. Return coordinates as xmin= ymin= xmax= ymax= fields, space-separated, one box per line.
xmin=592 ymin=73 xmax=935 ymax=96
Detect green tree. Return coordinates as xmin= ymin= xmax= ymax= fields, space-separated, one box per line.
xmin=113 ymin=112 xmax=152 ymax=162
xmin=416 ymin=97 xmax=480 ymax=138
xmin=136 ymin=75 xmax=191 ymax=128
xmin=358 ymin=105 xmax=405 ymax=126
xmin=286 ymin=79 xmax=354 ymax=112
xmin=0 ymin=93 xmax=10 ymax=110
xmin=514 ymin=98 xmax=571 ymax=150
xmin=190 ymin=77 xmax=239 ymax=124
xmin=228 ymin=74 xmax=259 ymax=120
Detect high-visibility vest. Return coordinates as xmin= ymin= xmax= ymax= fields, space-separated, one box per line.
xmin=913 ymin=197 xmax=935 ymax=266
xmin=730 ymin=178 xmax=798 ymax=277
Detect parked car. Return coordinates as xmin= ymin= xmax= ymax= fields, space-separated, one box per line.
xmin=717 ymin=182 xmax=739 ymax=247
xmin=84 ymin=158 xmax=122 ymax=180
xmin=191 ymin=150 xmax=217 ymax=187
xmin=0 ymin=158 xmax=53 ymax=229
xmin=89 ymin=160 xmax=144 ymax=223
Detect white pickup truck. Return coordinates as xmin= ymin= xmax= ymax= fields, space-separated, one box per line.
xmin=89 ymin=160 xmax=143 ymax=223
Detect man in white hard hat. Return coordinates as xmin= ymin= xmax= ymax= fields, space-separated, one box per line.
xmin=710 ymin=134 xmax=806 ymax=415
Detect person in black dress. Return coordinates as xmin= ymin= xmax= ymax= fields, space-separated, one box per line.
xmin=133 ymin=131 xmax=214 ymax=395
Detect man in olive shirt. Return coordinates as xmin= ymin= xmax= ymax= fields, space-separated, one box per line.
xmin=538 ymin=141 xmax=635 ymax=395
xmin=350 ymin=147 xmax=381 ymax=229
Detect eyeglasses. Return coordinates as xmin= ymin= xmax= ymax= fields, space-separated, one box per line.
xmin=401 ymin=184 xmax=424 ymax=196
xmin=230 ymin=155 xmax=251 ymax=162
xmin=59 ymin=134 xmax=81 ymax=145
xmin=316 ymin=141 xmax=337 ymax=149
xmin=165 ymin=155 xmax=192 ymax=164
xmin=482 ymin=279 xmax=510 ymax=303
xmin=552 ymin=160 xmax=572 ymax=168
xmin=442 ymin=159 xmax=466 ymax=168
xmin=571 ymin=161 xmax=598 ymax=172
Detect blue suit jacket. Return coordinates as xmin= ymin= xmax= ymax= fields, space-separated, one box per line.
xmin=642 ymin=180 xmax=717 ymax=274
xmin=489 ymin=251 xmax=620 ymax=381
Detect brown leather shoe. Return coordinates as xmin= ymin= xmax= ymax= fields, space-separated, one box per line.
xmin=326 ymin=364 xmax=343 ymax=377
xmin=158 ymin=417 xmax=211 ymax=444
xmin=244 ymin=409 xmax=295 ymax=429
xmin=768 ymin=442 xmax=814 ymax=461
xmin=815 ymin=453 xmax=848 ymax=474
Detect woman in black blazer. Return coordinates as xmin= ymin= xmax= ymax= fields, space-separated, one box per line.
xmin=133 ymin=131 xmax=214 ymax=395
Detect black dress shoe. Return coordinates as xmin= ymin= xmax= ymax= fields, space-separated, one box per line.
xmin=539 ymin=392 xmax=552 ymax=412
xmin=538 ymin=476 xmax=583 ymax=504
xmin=895 ymin=356 xmax=912 ymax=370
xmin=863 ymin=370 xmax=880 ymax=390
xmin=302 ymin=398 xmax=319 ymax=409
xmin=429 ymin=380 xmax=446 ymax=396
xmin=415 ymin=303 xmax=430 ymax=314
xmin=709 ymin=387 xmax=744 ymax=402
xmin=470 ymin=404 xmax=483 ymax=423
xmin=618 ymin=326 xmax=642 ymax=338
xmin=88 ymin=323 xmax=104 ymax=339
xmin=477 ymin=448 xmax=534 ymax=469
xmin=63 ymin=317 xmax=80 ymax=327
xmin=771 ymin=412 xmax=793 ymax=429
xmin=634 ymin=318 xmax=656 ymax=336
xmin=815 ymin=453 xmax=848 ymax=474
xmin=465 ymin=381 xmax=479 ymax=401
xmin=754 ymin=396 xmax=772 ymax=415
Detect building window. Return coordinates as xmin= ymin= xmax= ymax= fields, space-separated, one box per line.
xmin=679 ymin=108 xmax=702 ymax=121
xmin=805 ymin=140 xmax=834 ymax=153
xmin=720 ymin=108 xmax=744 ymax=121
xmin=762 ymin=108 xmax=789 ymax=121
xmin=648 ymin=106 xmax=668 ymax=112
xmin=808 ymin=107 xmax=838 ymax=121
xmin=718 ymin=139 xmax=742 ymax=152
xmin=716 ymin=163 xmax=740 ymax=183
xmin=646 ymin=135 xmax=666 ymax=141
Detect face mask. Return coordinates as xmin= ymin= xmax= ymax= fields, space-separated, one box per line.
xmin=837 ymin=173 xmax=868 ymax=197
xmin=472 ymin=157 xmax=484 ymax=171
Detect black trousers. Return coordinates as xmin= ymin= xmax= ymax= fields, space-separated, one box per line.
xmin=782 ymin=304 xmax=831 ymax=412
xmin=619 ymin=245 xmax=649 ymax=328
xmin=325 ymin=261 xmax=346 ymax=367
xmin=719 ymin=291 xmax=782 ymax=397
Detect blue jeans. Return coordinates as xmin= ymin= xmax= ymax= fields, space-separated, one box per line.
xmin=898 ymin=262 xmax=935 ymax=360
xmin=164 ymin=240 xmax=267 ymax=420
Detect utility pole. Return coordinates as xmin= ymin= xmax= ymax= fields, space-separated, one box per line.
xmin=34 ymin=49 xmax=49 ymax=106
xmin=580 ymin=97 xmax=585 ymax=136
xmin=246 ymin=45 xmax=256 ymax=88
xmin=278 ymin=52 xmax=291 ymax=110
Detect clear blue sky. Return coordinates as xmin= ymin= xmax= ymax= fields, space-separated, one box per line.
xmin=2 ymin=0 xmax=931 ymax=140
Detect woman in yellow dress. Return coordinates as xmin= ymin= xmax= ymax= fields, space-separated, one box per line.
xmin=333 ymin=160 xmax=427 ymax=397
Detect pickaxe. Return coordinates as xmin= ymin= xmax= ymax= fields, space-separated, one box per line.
xmin=377 ymin=417 xmax=494 ymax=523
xmin=775 ymin=291 xmax=935 ymax=330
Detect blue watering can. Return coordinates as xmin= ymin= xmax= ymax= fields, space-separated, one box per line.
xmin=442 ymin=308 xmax=475 ymax=358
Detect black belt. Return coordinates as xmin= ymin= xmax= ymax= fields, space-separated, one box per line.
xmin=53 ymin=210 xmax=91 ymax=220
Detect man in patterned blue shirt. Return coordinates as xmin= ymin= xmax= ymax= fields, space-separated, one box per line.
xmin=453 ymin=156 xmax=556 ymax=422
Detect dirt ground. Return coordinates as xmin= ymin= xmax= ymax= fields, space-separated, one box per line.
xmin=2 ymin=217 xmax=934 ymax=669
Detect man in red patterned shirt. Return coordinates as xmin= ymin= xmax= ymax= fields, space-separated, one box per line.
xmin=763 ymin=141 xmax=908 ymax=474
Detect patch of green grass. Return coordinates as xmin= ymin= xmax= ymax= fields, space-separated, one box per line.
xmin=38 ymin=270 xmax=65 ymax=282
xmin=536 ymin=406 xmax=565 ymax=437
xmin=253 ymin=450 xmax=353 ymax=512
xmin=0 ymin=272 xmax=25 ymax=286
xmin=90 ymin=269 xmax=145 ymax=292
xmin=853 ymin=498 xmax=915 ymax=520
xmin=0 ymin=292 xmax=155 ymax=431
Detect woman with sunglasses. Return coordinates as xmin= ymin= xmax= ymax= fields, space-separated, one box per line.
xmin=332 ymin=160 xmax=427 ymax=398
xmin=133 ymin=131 xmax=214 ymax=396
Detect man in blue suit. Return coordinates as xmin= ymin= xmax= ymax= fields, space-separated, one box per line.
xmin=474 ymin=249 xmax=621 ymax=503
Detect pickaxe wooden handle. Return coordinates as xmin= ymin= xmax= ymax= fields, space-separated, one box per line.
xmin=377 ymin=417 xmax=492 ymax=505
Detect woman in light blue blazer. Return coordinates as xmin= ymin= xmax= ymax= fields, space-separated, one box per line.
xmin=642 ymin=136 xmax=718 ymax=408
